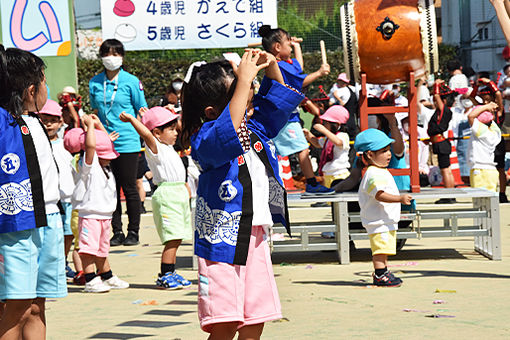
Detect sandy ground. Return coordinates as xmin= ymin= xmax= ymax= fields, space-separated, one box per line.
xmin=46 ymin=198 xmax=510 ymax=339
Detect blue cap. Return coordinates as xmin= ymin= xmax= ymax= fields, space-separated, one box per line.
xmin=354 ymin=128 xmax=395 ymax=152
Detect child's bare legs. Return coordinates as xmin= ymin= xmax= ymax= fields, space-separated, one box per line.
xmin=238 ymin=323 xmax=264 ymax=340
xmin=298 ymin=149 xmax=315 ymax=180
xmin=498 ymin=168 xmax=506 ymax=194
xmin=162 ymin=240 xmax=182 ymax=265
xmin=64 ymin=235 xmax=73 ymax=260
xmin=0 ymin=299 xmax=35 ymax=340
xmin=95 ymin=257 xmax=110 ymax=274
xmin=72 ymin=250 xmax=83 ymax=272
xmin=22 ymin=298 xmax=45 ymax=340
xmin=208 ymin=322 xmax=238 ymax=340
xmin=441 ymin=167 xmax=454 ymax=188
xmin=372 ymin=254 xmax=388 ymax=270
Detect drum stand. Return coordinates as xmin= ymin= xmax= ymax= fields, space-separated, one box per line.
xmin=358 ymin=72 xmax=420 ymax=193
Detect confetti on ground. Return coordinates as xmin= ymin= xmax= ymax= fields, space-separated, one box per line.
xmin=127 ymin=254 xmax=138 ymax=257
xmin=132 ymin=299 xmax=143 ymax=304
xmin=280 ymin=262 xmax=292 ymax=266
xmin=435 ymin=289 xmax=456 ymax=293
xmin=305 ymin=264 xmax=313 ymax=269
xmin=272 ymin=317 xmax=290 ymax=323
xmin=141 ymin=300 xmax=158 ymax=305
xmin=433 ymin=300 xmax=446 ymax=304
xmin=323 ymin=297 xmax=348 ymax=304
xmin=388 ymin=261 xmax=418 ymax=267
xmin=425 ymin=314 xmax=455 ymax=318
xmin=142 ymin=243 xmax=150 ymax=247
xmin=403 ymin=309 xmax=431 ymax=313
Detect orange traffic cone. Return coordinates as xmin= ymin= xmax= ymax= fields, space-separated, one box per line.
xmin=278 ymin=155 xmax=297 ymax=191
xmin=448 ymin=130 xmax=465 ymax=187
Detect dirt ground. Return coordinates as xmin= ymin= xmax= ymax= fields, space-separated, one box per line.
xmin=46 ymin=198 xmax=510 ymax=339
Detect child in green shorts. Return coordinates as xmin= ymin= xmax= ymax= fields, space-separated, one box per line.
xmin=355 ymin=129 xmax=412 ymax=287
xmin=120 ymin=107 xmax=192 ymax=289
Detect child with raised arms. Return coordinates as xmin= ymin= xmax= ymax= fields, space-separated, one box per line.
xmin=180 ymin=50 xmax=304 ymax=339
xmin=120 ymin=107 xmax=192 ymax=289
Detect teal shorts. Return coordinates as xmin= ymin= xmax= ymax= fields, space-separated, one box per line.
xmin=152 ymin=182 xmax=192 ymax=244
xmin=61 ymin=202 xmax=73 ymax=236
xmin=0 ymin=213 xmax=67 ymax=300
xmin=272 ymin=121 xmax=309 ymax=157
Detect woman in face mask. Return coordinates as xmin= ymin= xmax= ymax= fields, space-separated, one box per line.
xmin=160 ymin=75 xmax=184 ymax=113
xmin=88 ymin=39 xmax=148 ymax=247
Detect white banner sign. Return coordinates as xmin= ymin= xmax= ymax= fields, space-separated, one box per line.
xmin=100 ymin=0 xmax=277 ymax=50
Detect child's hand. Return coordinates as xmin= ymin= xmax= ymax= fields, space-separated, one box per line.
xmin=434 ymin=79 xmax=445 ymax=85
xmin=290 ymin=37 xmax=302 ymax=47
xmin=138 ymin=107 xmax=149 ymax=118
xmin=485 ymin=102 xmax=499 ymax=112
xmin=234 ymin=49 xmax=270 ymax=85
xmin=109 ymin=131 xmax=120 ymax=141
xmin=319 ymin=63 xmax=330 ymax=76
xmin=82 ymin=114 xmax=94 ymax=128
xmin=312 ymin=123 xmax=327 ymax=133
xmin=400 ymin=194 xmax=413 ymax=205
xmin=253 ymin=50 xmax=277 ymax=67
xmin=119 ymin=112 xmax=133 ymax=123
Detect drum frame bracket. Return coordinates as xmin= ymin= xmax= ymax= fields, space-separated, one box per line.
xmin=376 ymin=16 xmax=400 ymax=40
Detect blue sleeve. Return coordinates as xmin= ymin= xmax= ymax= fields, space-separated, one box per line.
xmin=249 ymin=78 xmax=304 ymax=139
xmin=191 ymin=104 xmax=244 ymax=170
xmin=130 ymin=77 xmax=148 ymax=111
xmin=278 ymin=59 xmax=307 ymax=91
xmin=88 ymin=78 xmax=99 ymax=110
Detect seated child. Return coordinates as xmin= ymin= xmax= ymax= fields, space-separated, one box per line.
xmin=355 ymin=129 xmax=412 ymax=287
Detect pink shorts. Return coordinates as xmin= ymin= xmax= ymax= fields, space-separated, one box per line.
xmin=197 ymin=226 xmax=282 ymax=333
xmin=78 ymin=217 xmax=111 ymax=257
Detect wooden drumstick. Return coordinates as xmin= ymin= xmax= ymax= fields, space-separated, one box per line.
xmin=320 ymin=40 xmax=327 ymax=64
xmin=248 ymin=42 xmax=262 ymax=48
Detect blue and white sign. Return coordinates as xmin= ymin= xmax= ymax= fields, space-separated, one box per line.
xmin=0 ymin=0 xmax=72 ymax=56
xmin=100 ymin=0 xmax=277 ymax=50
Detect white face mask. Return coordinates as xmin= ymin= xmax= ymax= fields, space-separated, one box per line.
xmin=102 ymin=56 xmax=123 ymax=71
xmin=172 ymin=81 xmax=183 ymax=92
xmin=460 ymin=99 xmax=473 ymax=109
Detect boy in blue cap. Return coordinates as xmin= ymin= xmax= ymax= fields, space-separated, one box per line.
xmin=355 ymin=129 xmax=412 ymax=287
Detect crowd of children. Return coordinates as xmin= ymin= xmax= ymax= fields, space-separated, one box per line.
xmin=1 ymin=23 xmax=510 ymax=338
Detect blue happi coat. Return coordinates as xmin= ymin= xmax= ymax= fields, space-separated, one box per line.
xmin=0 ymin=107 xmax=47 ymax=233
xmin=191 ymin=78 xmax=304 ymax=265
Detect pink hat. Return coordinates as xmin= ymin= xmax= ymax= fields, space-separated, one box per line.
xmin=320 ymin=105 xmax=349 ymax=125
xmin=63 ymin=128 xmax=119 ymax=159
xmin=141 ymin=106 xmax=180 ymax=131
xmin=337 ymin=72 xmax=349 ymax=83
xmin=36 ymin=99 xmax=62 ymax=117
xmin=63 ymin=128 xmax=85 ymax=154
xmin=478 ymin=111 xmax=494 ymax=124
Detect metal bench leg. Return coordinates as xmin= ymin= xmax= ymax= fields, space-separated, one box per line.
xmin=334 ymin=202 xmax=350 ymax=264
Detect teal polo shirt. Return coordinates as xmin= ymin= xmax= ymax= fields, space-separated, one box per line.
xmin=89 ymin=69 xmax=147 ymax=153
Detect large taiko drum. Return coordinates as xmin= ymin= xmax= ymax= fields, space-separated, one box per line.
xmin=340 ymin=0 xmax=438 ymax=84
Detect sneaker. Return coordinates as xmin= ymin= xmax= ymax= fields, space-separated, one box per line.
xmin=372 ymin=270 xmax=402 ymax=287
xmin=103 ymin=275 xmax=129 ymax=289
xmin=73 ymin=271 xmax=86 ymax=285
xmin=123 ymin=231 xmax=139 ymax=246
xmin=84 ymin=276 xmax=110 ymax=293
xmin=110 ymin=232 xmax=125 ymax=247
xmin=65 ymin=264 xmax=76 ymax=279
xmin=321 ymin=232 xmax=335 ymax=239
xmin=500 ymin=192 xmax=509 ymax=203
xmin=156 ymin=272 xmax=183 ymax=290
xmin=140 ymin=203 xmax=147 ymax=214
xmin=172 ymin=272 xmax=191 ymax=287
xmin=303 ymin=184 xmax=335 ymax=196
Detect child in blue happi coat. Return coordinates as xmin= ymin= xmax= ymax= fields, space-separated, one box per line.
xmin=180 ymin=50 xmax=304 ymax=339
xmin=258 ymin=25 xmax=333 ymax=195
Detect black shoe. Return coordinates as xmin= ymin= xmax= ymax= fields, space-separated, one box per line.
xmin=140 ymin=203 xmax=147 ymax=214
xmin=110 ymin=232 xmax=125 ymax=247
xmin=373 ymin=270 xmax=402 ymax=287
xmin=435 ymin=198 xmax=456 ymax=204
xmin=123 ymin=232 xmax=139 ymax=246
xmin=499 ymin=193 xmax=509 ymax=203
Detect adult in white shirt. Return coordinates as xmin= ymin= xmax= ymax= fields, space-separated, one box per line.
xmin=447 ymin=60 xmax=469 ymax=110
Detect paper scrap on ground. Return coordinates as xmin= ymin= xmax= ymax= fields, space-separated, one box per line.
xmin=388 ymin=261 xmax=418 ymax=267
xmin=305 ymin=264 xmax=313 ymax=269
xmin=433 ymin=300 xmax=446 ymax=304
xmin=425 ymin=314 xmax=455 ymax=318
xmin=403 ymin=309 xmax=431 ymax=313
xmin=132 ymin=299 xmax=143 ymax=304
xmin=141 ymin=300 xmax=158 ymax=305
xmin=272 ymin=317 xmax=290 ymax=323
xmin=435 ymin=289 xmax=456 ymax=293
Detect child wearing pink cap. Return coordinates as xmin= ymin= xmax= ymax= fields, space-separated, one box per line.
xmin=303 ymin=105 xmax=351 ymax=188
xmin=72 ymin=115 xmax=129 ymax=293
xmin=37 ymin=100 xmax=83 ymax=282
xmin=467 ymin=103 xmax=501 ymax=192
xmin=120 ymin=106 xmax=192 ymax=289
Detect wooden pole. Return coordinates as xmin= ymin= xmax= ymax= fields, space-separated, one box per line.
xmin=320 ymin=40 xmax=327 ymax=64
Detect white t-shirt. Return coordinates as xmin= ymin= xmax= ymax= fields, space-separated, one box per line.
xmin=333 ymin=86 xmax=351 ymax=105
xmin=318 ymin=132 xmax=350 ymax=176
xmin=51 ymin=138 xmax=75 ymax=202
xmin=468 ymin=119 xmax=501 ymax=169
xmin=22 ymin=115 xmax=60 ymax=214
xmin=402 ymin=126 xmax=430 ymax=175
xmin=73 ymin=153 xmax=116 ymax=219
xmin=144 ymin=140 xmax=186 ymax=185
xmin=358 ymin=166 xmax=400 ymax=234
xmin=244 ymin=149 xmax=273 ymax=233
